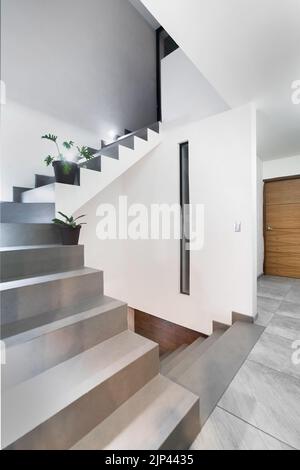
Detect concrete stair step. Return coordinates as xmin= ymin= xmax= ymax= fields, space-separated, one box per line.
xmin=166 ymin=322 xmax=264 ymax=427
xmin=3 ymin=295 xmax=128 ymax=387
xmin=4 ymin=330 xmax=159 ymax=449
xmin=0 ymin=223 xmax=61 ymax=246
xmin=0 ymin=244 xmax=84 ymax=281
xmin=72 ymin=374 xmax=200 ymax=451
xmin=100 ymin=142 xmax=120 ymax=159
xmin=148 ymin=122 xmax=160 ymax=133
xmin=160 ymin=344 xmax=187 ymax=375
xmin=166 ymin=331 xmax=224 ymax=378
xmin=13 ymin=187 xmax=32 ymax=202
xmin=35 ymin=174 xmax=55 ymax=188
xmin=1 ymin=294 xmax=122 ymax=339
xmin=0 ymin=267 xmax=103 ymax=325
xmin=0 ymin=202 xmax=55 ymax=224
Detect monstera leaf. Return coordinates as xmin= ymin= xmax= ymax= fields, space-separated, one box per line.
xmin=63 ymin=141 xmax=75 ymax=150
xmin=42 ymin=134 xmax=58 ymax=143
xmin=77 ymin=146 xmax=93 ymax=160
xmin=44 ymin=155 xmax=54 ymax=166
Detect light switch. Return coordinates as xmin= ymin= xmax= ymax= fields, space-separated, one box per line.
xmin=234 ymin=222 xmax=242 ymax=232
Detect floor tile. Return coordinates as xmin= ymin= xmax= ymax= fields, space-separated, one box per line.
xmin=257 ymin=282 xmax=291 ymax=301
xmin=218 ymin=360 xmax=300 ymax=449
xmin=277 ymin=301 xmax=300 ymax=320
xmin=266 ymin=314 xmax=300 ymax=341
xmin=255 ymin=296 xmax=281 ymax=327
xmin=258 ymin=276 xmax=293 ymax=286
xmin=190 ymin=406 xmax=294 ymax=450
xmin=285 ymin=286 xmax=300 ymax=304
xmin=248 ymin=331 xmax=300 ymax=379
xmin=290 ymin=279 xmax=300 ymax=288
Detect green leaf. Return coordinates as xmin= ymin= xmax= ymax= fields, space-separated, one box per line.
xmin=77 ymin=146 xmax=93 ymax=161
xmin=74 ymin=214 xmax=86 ymax=222
xmin=63 ymin=141 xmax=74 ymax=149
xmin=58 ymin=211 xmax=71 ymax=222
xmin=44 ymin=155 xmax=54 ymax=166
xmin=52 ymin=218 xmax=69 ymax=227
xmin=42 ymin=133 xmax=57 ymax=143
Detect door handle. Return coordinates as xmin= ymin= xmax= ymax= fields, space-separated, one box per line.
xmin=267 ymin=225 xmax=273 ymax=231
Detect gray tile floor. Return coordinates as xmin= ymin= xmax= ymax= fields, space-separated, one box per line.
xmin=191 ymin=276 xmax=300 ymax=450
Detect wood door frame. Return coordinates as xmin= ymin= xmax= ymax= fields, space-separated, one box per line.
xmin=263 ymin=174 xmax=300 ymax=274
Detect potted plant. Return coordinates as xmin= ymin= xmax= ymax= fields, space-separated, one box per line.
xmin=52 ymin=212 xmax=86 ymax=245
xmin=42 ymin=134 xmax=93 ymax=185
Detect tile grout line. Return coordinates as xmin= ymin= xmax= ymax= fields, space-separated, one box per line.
xmin=246 ymin=357 xmax=300 ymax=384
xmin=216 ymin=405 xmax=297 ymax=450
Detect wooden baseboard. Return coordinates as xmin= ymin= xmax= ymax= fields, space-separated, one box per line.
xmin=131 ymin=308 xmax=206 ymax=356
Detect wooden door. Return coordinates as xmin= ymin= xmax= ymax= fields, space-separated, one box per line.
xmin=264 ymin=177 xmax=300 ymax=278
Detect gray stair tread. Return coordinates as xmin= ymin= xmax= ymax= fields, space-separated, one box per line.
xmin=2 ymin=330 xmax=158 ymax=448
xmin=167 ymin=330 xmax=224 ymax=377
xmin=162 ymin=336 xmax=207 ymax=375
xmin=2 ymin=295 xmax=124 ymax=339
xmin=0 ymin=267 xmax=100 ymax=292
xmin=4 ymin=295 xmax=126 ymax=347
xmin=167 ymin=321 xmax=264 ymax=426
xmin=72 ymin=374 xmax=198 ymax=450
xmin=160 ymin=344 xmax=187 ymax=374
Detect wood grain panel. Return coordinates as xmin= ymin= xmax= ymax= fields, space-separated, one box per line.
xmin=265 ymin=179 xmax=300 ymax=205
xmin=265 ymin=231 xmax=300 ymax=254
xmin=264 ymin=177 xmax=300 ymax=278
xmin=266 ymin=204 xmax=300 ymax=229
xmin=265 ymin=252 xmax=300 ymax=278
xmin=134 ymin=309 xmax=206 ymax=356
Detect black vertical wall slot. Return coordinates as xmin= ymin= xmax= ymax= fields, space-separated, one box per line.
xmin=180 ymin=142 xmax=190 ymax=295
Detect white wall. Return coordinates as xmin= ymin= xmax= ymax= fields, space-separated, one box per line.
xmin=257 ymin=157 xmax=264 ymax=276
xmin=263 ymin=155 xmax=300 ymax=180
xmin=161 ymin=48 xmax=228 ymax=123
xmin=77 ymin=104 xmax=257 ymax=335
xmin=0 ymin=0 xmax=156 ymax=200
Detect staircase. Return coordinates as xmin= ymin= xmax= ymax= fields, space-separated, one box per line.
xmin=1 ymin=117 xmax=264 ymax=448
xmin=18 ymin=122 xmax=161 ymax=215
xmin=0 ymin=198 xmax=200 ymax=450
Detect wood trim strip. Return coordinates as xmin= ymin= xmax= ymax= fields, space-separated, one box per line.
xmin=263 ymin=174 xmax=300 ymax=183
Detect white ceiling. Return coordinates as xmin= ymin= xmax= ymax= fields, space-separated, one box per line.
xmin=140 ymin=0 xmax=300 ymax=160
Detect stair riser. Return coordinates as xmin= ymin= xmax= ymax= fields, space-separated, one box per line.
xmin=7 ymin=346 xmax=159 ymax=450
xmin=13 ymin=187 xmax=32 ymax=203
xmin=0 ymin=203 xmax=55 ymax=224
xmin=35 ymin=175 xmax=55 ymax=188
xmin=1 ymin=271 xmax=103 ymax=324
xmin=160 ymin=400 xmax=200 ymax=450
xmin=3 ymin=305 xmax=128 ymax=387
xmin=0 ymin=224 xmax=61 ymax=246
xmin=0 ymin=246 xmax=84 ymax=281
